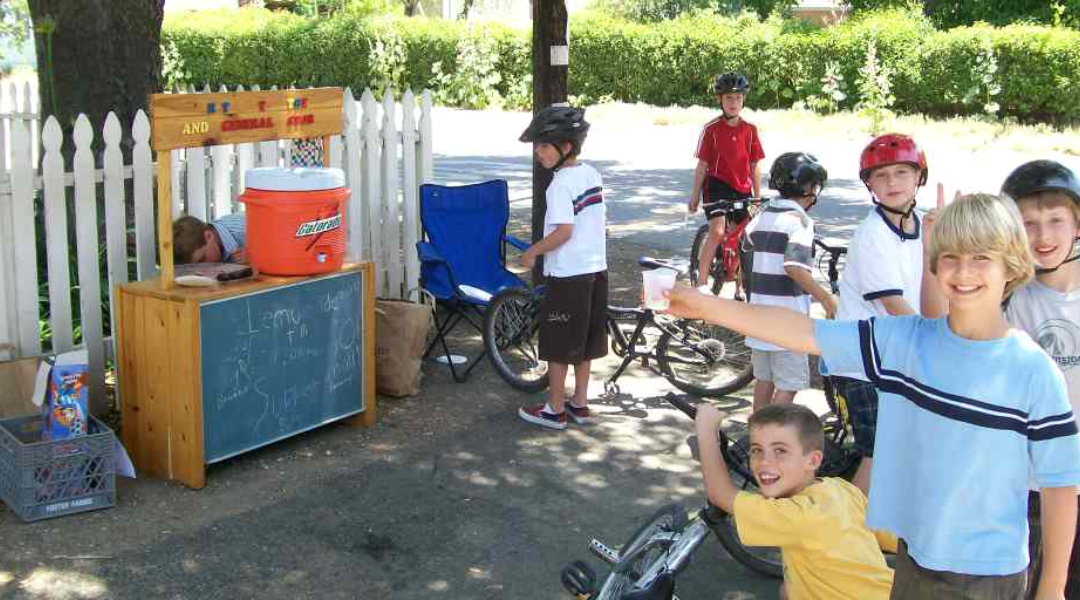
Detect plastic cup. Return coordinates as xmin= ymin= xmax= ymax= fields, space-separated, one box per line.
xmin=642 ymin=268 xmax=678 ymax=310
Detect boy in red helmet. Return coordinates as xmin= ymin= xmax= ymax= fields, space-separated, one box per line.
xmin=688 ymin=71 xmax=765 ymax=296
xmin=831 ymin=133 xmax=930 ymax=494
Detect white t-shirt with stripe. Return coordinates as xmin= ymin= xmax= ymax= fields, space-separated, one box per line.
xmin=543 ymin=163 xmax=607 ymax=278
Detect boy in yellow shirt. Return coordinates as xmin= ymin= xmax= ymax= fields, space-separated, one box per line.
xmin=696 ymin=402 xmax=895 ymax=600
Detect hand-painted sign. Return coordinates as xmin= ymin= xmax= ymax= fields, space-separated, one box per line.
xmin=150 ymin=88 xmax=344 ymax=151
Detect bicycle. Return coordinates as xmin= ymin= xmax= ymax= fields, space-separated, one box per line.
xmin=688 ymin=197 xmax=768 ymax=298
xmin=559 ymin=392 xmax=861 ymax=600
xmin=482 ymin=257 xmax=754 ymax=399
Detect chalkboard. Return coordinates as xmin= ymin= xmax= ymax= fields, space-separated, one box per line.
xmin=199 ymin=270 xmax=364 ymax=463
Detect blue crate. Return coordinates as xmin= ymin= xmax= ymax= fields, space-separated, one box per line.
xmin=0 ymin=414 xmax=116 ymax=522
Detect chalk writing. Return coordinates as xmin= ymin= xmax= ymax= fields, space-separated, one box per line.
xmin=200 ymin=272 xmax=365 ymax=463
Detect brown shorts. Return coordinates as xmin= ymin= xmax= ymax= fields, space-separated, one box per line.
xmin=538 ymin=270 xmax=608 ymax=365
xmin=891 ymin=539 xmax=1026 ymax=600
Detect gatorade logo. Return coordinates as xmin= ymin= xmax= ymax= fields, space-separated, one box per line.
xmin=295 ymin=214 xmax=342 ymax=238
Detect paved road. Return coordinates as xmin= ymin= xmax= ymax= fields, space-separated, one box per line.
xmin=430 ymin=106 xmax=1080 ymax=252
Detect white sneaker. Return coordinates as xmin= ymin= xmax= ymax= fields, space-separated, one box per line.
xmin=696 ymin=284 xmax=712 ymax=294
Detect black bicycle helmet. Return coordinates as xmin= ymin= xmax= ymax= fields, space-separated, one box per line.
xmin=1001 ymin=160 xmax=1080 ymax=205
xmin=769 ymin=152 xmax=828 ymax=199
xmin=713 ymin=71 xmax=750 ymax=95
xmin=518 ymin=106 xmax=590 ymax=145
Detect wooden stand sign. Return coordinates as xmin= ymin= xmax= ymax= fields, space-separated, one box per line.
xmin=116 ymin=88 xmax=375 ymax=489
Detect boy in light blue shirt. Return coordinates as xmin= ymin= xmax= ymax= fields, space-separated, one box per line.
xmin=664 ymin=193 xmax=1080 ymax=599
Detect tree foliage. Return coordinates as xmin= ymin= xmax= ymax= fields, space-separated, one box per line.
xmin=847 ymin=0 xmax=1080 ymax=28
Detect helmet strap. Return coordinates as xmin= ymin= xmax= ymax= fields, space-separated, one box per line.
xmin=552 ymin=144 xmax=569 ymax=171
xmin=1035 ymin=236 xmax=1080 ymax=275
xmin=869 ymin=185 xmax=919 ymax=233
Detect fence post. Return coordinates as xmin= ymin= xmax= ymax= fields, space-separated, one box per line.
xmin=74 ymin=114 xmax=106 ymax=415
xmin=361 ymin=89 xmax=382 ymax=295
xmin=342 ymin=88 xmax=363 ymax=262
xmin=211 ymin=84 xmax=234 ymax=218
xmin=103 ymin=112 xmax=129 ymax=365
xmin=132 ymin=110 xmax=157 ymax=280
xmin=8 ymin=96 xmax=39 ymax=357
xmin=418 ymin=90 xmax=434 ymax=186
xmin=42 ymin=117 xmax=74 ymax=353
xmin=401 ymin=89 xmax=420 ymax=296
xmin=380 ymin=90 xmax=402 ymax=300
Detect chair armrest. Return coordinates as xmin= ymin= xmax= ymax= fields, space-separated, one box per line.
xmin=505 ymin=235 xmax=529 ymax=251
xmin=416 ymin=241 xmax=446 ymax=265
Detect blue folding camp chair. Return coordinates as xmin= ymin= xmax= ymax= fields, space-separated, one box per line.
xmin=417 ymin=179 xmax=530 ymax=382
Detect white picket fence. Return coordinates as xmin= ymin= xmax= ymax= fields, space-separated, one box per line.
xmin=0 ymin=82 xmax=434 ymax=412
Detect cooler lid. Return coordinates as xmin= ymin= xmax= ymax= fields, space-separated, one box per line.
xmin=244 ymin=167 xmax=346 ymax=192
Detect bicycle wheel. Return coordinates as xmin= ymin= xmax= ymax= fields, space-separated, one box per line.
xmin=483 ymin=288 xmax=549 ymax=393
xmin=656 ymin=320 xmax=753 ymax=397
xmin=689 ymin=224 xmax=724 ymax=295
xmin=595 ymin=504 xmax=689 ymax=600
xmin=713 ymin=435 xmax=784 ymax=579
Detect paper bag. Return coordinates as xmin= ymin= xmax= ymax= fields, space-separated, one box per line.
xmin=375 ymin=291 xmax=434 ymax=397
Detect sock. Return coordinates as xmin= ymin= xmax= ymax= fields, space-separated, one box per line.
xmin=543 ymin=403 xmax=563 ymax=415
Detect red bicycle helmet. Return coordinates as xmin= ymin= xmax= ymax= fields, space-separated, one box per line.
xmin=859 ymin=133 xmax=928 ymax=186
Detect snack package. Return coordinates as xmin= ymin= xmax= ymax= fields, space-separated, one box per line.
xmin=42 ymin=350 xmax=90 ymax=441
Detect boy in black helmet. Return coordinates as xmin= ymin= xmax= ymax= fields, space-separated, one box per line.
xmin=1000 ymin=160 xmax=1080 ymax=600
xmin=743 ymin=152 xmax=836 ymax=412
xmin=689 ymin=71 xmax=765 ymax=296
xmin=517 ymin=106 xmax=608 ymax=430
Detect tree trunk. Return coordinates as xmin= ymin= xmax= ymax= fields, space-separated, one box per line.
xmin=530 ymin=0 xmax=568 ymax=282
xmin=28 ymin=0 xmax=165 ymax=157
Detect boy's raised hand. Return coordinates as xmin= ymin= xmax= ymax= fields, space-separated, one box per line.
xmin=923 ymin=183 xmax=959 ymax=253
xmin=694 ymin=402 xmax=725 ymax=431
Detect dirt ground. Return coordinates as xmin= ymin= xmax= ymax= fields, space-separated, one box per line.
xmin=0 ymin=225 xmax=784 ymax=600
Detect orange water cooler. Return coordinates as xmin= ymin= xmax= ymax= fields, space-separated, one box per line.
xmin=240 ymin=167 xmax=350 ymax=276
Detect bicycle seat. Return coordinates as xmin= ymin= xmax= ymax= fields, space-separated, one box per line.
xmin=638 ymin=257 xmax=689 ymax=276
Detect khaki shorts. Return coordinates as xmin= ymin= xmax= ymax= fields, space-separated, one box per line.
xmin=891 ymin=540 xmax=1026 ymax=600
xmin=750 ymin=349 xmax=809 ymax=391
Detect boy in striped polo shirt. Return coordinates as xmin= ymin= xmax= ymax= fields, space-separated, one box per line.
xmin=744 ymin=152 xmax=837 ymax=412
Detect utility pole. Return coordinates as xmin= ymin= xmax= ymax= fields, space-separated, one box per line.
xmin=530 ymin=0 xmax=568 ymax=281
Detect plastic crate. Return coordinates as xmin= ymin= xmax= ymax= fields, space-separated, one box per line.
xmin=0 ymin=414 xmax=116 ymax=522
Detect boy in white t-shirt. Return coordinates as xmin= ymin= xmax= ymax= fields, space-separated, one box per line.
xmin=744 ymin=152 xmax=836 ymax=412
xmin=834 ymin=133 xmax=930 ymax=494
xmin=1000 ymin=160 xmax=1080 ymax=600
xmin=516 ymin=107 xmax=608 ymax=431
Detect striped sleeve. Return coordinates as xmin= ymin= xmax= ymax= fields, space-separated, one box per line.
xmin=1027 ymin=363 xmax=1080 ymax=488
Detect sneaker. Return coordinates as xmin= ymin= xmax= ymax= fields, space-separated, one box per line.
xmin=519 ymin=404 xmax=567 ymax=430
xmin=696 ymin=284 xmax=713 ymax=294
xmin=566 ymin=403 xmax=595 ymax=425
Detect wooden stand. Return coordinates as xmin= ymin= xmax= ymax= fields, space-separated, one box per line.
xmin=116 ymin=263 xmax=376 ymax=489
xmin=115 ymin=88 xmax=375 ymax=489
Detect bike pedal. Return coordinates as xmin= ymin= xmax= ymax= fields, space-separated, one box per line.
xmin=589 ymin=538 xmax=621 ymax=565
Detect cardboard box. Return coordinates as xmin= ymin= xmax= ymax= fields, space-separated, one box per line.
xmin=0 ymin=357 xmax=42 ymax=420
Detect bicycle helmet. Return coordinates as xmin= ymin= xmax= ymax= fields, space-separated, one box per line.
xmin=858 ymin=133 xmax=928 ymax=186
xmin=713 ymin=71 xmax=750 ymax=96
xmin=519 ymin=106 xmax=590 ymax=145
xmin=1001 ymin=160 xmax=1080 ymax=206
xmin=769 ymin=152 xmax=828 ymax=200
xmin=1002 ymin=160 xmax=1080 ymax=274
xmin=519 ymin=106 xmax=590 ymax=170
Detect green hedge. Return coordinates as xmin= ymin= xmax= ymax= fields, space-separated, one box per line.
xmin=162 ymin=8 xmax=1080 ymax=121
